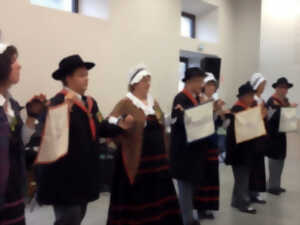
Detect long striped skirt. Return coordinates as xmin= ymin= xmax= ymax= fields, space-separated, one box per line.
xmin=106 ymin=151 xmax=183 ymax=225
xmin=193 ymin=148 xmax=220 ymax=211
xmin=0 ymin=157 xmax=26 ymax=225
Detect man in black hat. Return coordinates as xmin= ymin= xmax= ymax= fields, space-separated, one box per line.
xmin=225 ymin=82 xmax=259 ymax=214
xmin=36 ymin=55 xmax=123 ymax=225
xmin=170 ymin=67 xmax=207 ymax=225
xmin=266 ymin=77 xmax=297 ymax=195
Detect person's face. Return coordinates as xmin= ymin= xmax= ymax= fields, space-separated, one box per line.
xmin=241 ymin=93 xmax=255 ymax=106
xmin=204 ymin=82 xmax=217 ymax=97
xmin=256 ymin=81 xmax=266 ymax=96
xmin=9 ymin=54 xmax=21 ymax=85
xmin=66 ymin=67 xmax=89 ymax=94
xmin=134 ymin=75 xmax=151 ymax=95
xmin=189 ymin=76 xmax=204 ymax=94
xmin=276 ymin=85 xmax=289 ymax=97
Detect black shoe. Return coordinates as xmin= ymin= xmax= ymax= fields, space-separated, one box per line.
xmin=279 ymin=187 xmax=286 ymax=193
xmin=198 ymin=211 xmax=215 ymax=220
xmin=251 ymin=196 xmax=267 ymax=204
xmin=239 ymin=206 xmax=257 ymax=214
xmin=268 ymin=189 xmax=281 ymax=195
xmin=231 ymin=203 xmax=257 ymax=214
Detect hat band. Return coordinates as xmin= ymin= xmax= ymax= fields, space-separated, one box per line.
xmin=252 ymin=77 xmax=265 ymax=90
xmin=130 ymin=69 xmax=150 ymax=85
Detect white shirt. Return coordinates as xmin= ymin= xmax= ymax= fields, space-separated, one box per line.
xmin=64 ymin=87 xmax=85 ymax=102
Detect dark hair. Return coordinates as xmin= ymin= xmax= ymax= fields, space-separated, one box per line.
xmin=183 ymin=67 xmax=206 ymax=82
xmin=0 ymin=45 xmax=18 ymax=84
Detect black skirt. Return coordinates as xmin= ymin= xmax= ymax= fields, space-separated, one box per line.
xmin=106 ymin=118 xmax=183 ymax=225
xmin=0 ymin=152 xmax=26 ymax=225
xmin=193 ymin=145 xmax=220 ymax=211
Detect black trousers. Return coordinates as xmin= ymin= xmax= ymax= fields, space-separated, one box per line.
xmin=53 ymin=204 xmax=87 ymax=225
xmin=231 ymin=166 xmax=251 ymax=209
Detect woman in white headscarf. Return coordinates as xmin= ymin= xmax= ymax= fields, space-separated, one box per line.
xmin=248 ymin=73 xmax=268 ymax=204
xmin=106 ymin=64 xmax=183 ymax=225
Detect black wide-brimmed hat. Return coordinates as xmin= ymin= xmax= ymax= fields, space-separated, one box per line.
xmin=237 ymin=82 xmax=255 ymax=98
xmin=272 ymin=77 xmax=293 ymax=89
xmin=182 ymin=67 xmax=206 ymax=82
xmin=52 ymin=55 xmax=95 ymax=80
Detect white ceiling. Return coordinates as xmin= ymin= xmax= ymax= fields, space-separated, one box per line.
xmin=181 ymin=0 xmax=217 ymax=16
xmin=180 ymin=50 xmax=217 ymax=60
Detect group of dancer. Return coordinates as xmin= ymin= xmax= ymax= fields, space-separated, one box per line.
xmin=0 ymin=44 xmax=297 ymax=225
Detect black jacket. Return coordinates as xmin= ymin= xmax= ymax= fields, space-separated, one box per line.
xmin=36 ymin=92 xmax=122 ymax=205
xmin=265 ymin=96 xmax=290 ymax=159
xmin=170 ymin=92 xmax=208 ymax=184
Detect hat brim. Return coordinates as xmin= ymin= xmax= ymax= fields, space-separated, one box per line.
xmin=272 ymin=83 xmax=293 ymax=89
xmin=52 ymin=62 xmax=95 ymax=80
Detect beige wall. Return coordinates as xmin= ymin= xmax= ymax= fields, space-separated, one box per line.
xmin=234 ymin=0 xmax=262 ymax=84
xmin=0 ymin=0 xmax=262 ymax=115
xmin=0 ymin=0 xmax=180 ymax=115
xmin=259 ymin=0 xmax=300 ymax=116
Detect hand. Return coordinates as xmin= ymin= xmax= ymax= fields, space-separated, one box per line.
xmin=291 ymin=103 xmax=298 ymax=108
xmin=261 ymin=105 xmax=268 ymax=118
xmin=175 ymin=104 xmax=184 ymax=111
xmin=118 ymin=114 xmax=134 ymax=130
xmin=64 ymin=92 xmax=76 ymax=112
xmin=214 ymin=99 xmax=225 ymax=112
xmin=26 ymin=94 xmax=48 ymax=119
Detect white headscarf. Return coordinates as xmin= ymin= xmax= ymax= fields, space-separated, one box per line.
xmin=0 ymin=43 xmax=9 ymax=54
xmin=203 ymin=72 xmax=219 ymax=100
xmin=128 ymin=63 xmax=151 ymax=85
xmin=204 ymin=72 xmax=217 ymax=84
xmin=250 ymin=73 xmax=266 ymax=91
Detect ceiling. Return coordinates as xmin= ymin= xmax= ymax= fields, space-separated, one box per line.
xmin=181 ymin=0 xmax=217 ymax=16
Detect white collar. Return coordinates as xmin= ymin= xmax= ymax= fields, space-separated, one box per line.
xmin=0 ymin=94 xmax=5 ymax=106
xmin=64 ymin=87 xmax=83 ymax=100
xmin=255 ymin=95 xmax=264 ymax=104
xmin=126 ymin=92 xmax=155 ymax=115
xmin=0 ymin=92 xmax=12 ymax=106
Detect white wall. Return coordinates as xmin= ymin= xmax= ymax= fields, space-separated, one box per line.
xmin=196 ymin=8 xmax=219 ymax=43
xmin=233 ymin=0 xmax=262 ymax=87
xmin=79 ymin=0 xmax=109 ymax=20
xmin=0 ymin=0 xmax=263 ymax=115
xmin=259 ymin=0 xmax=300 ymax=115
xmin=0 ymin=0 xmax=180 ymax=115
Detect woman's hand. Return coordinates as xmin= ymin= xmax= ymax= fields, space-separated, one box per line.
xmin=291 ymin=103 xmax=298 ymax=108
xmin=26 ymin=94 xmax=48 ymax=119
xmin=118 ymin=114 xmax=134 ymax=130
xmin=175 ymin=104 xmax=184 ymax=112
xmin=261 ymin=105 xmax=268 ymax=118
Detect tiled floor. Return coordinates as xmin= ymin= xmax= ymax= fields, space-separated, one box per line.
xmin=26 ymin=133 xmax=300 ymax=225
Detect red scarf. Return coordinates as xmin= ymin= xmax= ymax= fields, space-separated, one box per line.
xmin=234 ymin=100 xmax=250 ymax=110
xmin=60 ymin=89 xmax=96 ymax=140
xmin=271 ymin=94 xmax=287 ymax=107
xmin=182 ymin=88 xmax=199 ymax=106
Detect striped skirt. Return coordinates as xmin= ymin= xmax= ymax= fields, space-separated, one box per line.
xmin=193 ymin=148 xmax=220 ymax=211
xmin=106 ymin=151 xmax=183 ymax=225
xmin=0 ymin=157 xmax=26 ymax=225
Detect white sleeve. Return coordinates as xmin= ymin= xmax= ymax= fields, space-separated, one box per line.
xmin=22 ymin=125 xmax=35 ymax=146
xmin=108 ymin=116 xmax=120 ymax=125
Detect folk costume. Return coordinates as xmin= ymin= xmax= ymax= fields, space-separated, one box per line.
xmin=36 ymin=55 xmax=123 ymax=225
xmin=106 ymin=65 xmax=183 ymax=225
xmin=266 ymin=77 xmax=293 ymax=195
